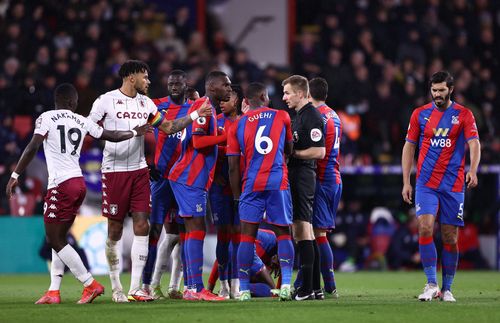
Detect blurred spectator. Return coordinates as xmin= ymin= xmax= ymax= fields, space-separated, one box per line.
xmin=387 ymin=208 xmax=421 ymax=270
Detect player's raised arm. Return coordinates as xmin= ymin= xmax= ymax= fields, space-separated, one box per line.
xmin=6 ymin=134 xmax=44 ymax=199
xmin=153 ymin=97 xmax=212 ymax=134
xmin=466 ymin=138 xmax=480 ymax=188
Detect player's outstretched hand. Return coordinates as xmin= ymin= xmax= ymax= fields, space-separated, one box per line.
xmin=466 ymin=171 xmax=478 ymax=188
xmin=197 ymin=98 xmax=212 ymax=117
xmin=133 ymin=124 xmax=153 ymax=136
xmin=6 ymin=178 xmax=18 ymax=199
xmin=402 ymin=183 xmax=413 ymax=204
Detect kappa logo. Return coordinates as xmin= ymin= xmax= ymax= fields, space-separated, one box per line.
xmin=116 ymin=100 xmax=124 ymax=105
xmin=103 ymin=192 xmax=107 ymax=197
xmin=49 ymin=204 xmax=57 ymax=210
xmin=140 ymin=100 xmax=145 ymax=107
xmin=196 ymin=204 xmax=203 ymax=212
xmin=102 ymin=175 xmax=106 ymax=180
xmin=35 ymin=117 xmax=42 ymax=129
xmin=103 ymin=208 xmax=109 ymax=214
xmin=102 ymin=183 xmax=107 ymax=189
xmin=451 ymin=115 xmax=459 ymax=125
xmin=50 ymin=196 xmax=58 ymax=202
xmin=310 ymin=128 xmax=322 ymax=142
xmin=110 ymin=204 xmax=118 ymax=215
xmin=51 ymin=190 xmax=58 ymax=194
xmin=47 ymin=212 xmax=56 ymax=218
xmin=103 ymin=200 xmax=108 ymax=205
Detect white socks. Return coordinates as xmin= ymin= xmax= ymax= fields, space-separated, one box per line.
xmin=106 ymin=238 xmax=123 ymax=292
xmin=49 ymin=249 xmax=65 ymax=290
xmin=230 ymin=278 xmax=240 ymax=298
xmin=57 ymin=245 xmax=93 ymax=287
xmin=151 ymin=233 xmax=179 ymax=287
xmin=129 ymin=235 xmax=149 ymax=293
xmin=169 ymin=241 xmax=182 ymax=290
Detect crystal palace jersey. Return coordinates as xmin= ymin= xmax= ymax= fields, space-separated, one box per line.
xmin=152 ymin=96 xmax=192 ymax=178
xmin=213 ymin=113 xmax=239 ymax=195
xmin=255 ymin=229 xmax=277 ymax=265
xmin=89 ymin=89 xmax=159 ymax=173
xmin=316 ymin=104 xmax=342 ymax=184
xmin=34 ymin=109 xmax=104 ymax=189
xmin=405 ymin=101 xmax=479 ymax=192
xmin=227 ymin=107 xmax=292 ymax=193
xmin=168 ymin=97 xmax=218 ymax=191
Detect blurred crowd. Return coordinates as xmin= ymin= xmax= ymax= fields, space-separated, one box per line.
xmin=0 ymin=0 xmax=498 ymax=268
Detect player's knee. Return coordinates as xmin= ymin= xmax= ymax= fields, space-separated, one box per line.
xmin=418 ymin=225 xmax=433 ymax=238
xmin=442 ymin=232 xmax=458 ymax=245
xmin=133 ymin=220 xmax=150 ymax=236
xmin=46 ymin=235 xmax=65 ymax=252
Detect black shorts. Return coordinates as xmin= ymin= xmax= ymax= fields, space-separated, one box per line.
xmin=289 ymin=166 xmax=316 ymax=223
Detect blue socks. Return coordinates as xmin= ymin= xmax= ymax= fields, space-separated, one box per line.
xmin=442 ymin=243 xmax=458 ymax=291
xmin=419 ymin=236 xmax=437 ymax=285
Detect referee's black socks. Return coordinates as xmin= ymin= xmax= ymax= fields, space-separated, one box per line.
xmin=297 ymin=240 xmax=314 ymax=295
xmin=312 ymin=239 xmax=321 ymax=291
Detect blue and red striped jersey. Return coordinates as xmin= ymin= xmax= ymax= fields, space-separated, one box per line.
xmin=316 ymin=104 xmax=342 ymax=184
xmin=255 ymin=229 xmax=277 ymax=266
xmin=168 ymin=96 xmax=218 ymax=191
xmin=152 ymin=96 xmax=192 ymax=178
xmin=213 ymin=113 xmax=239 ymax=195
xmin=227 ymin=107 xmax=292 ymax=193
xmin=405 ymin=101 xmax=479 ymax=192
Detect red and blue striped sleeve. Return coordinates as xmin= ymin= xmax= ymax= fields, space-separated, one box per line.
xmin=405 ymin=109 xmax=420 ymax=144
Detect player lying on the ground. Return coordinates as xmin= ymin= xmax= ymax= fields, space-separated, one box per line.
xmin=207 ymin=229 xmax=281 ymax=297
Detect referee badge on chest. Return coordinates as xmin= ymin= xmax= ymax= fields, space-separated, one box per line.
xmin=293 ymin=131 xmax=299 ymax=143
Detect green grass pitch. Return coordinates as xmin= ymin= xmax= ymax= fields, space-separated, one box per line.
xmin=0 ymin=272 xmax=499 ymax=323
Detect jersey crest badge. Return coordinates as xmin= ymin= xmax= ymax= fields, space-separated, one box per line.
xmin=110 ymin=204 xmax=118 ymax=215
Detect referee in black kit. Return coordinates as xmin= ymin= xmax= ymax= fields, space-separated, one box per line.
xmin=282 ymin=75 xmax=325 ymax=300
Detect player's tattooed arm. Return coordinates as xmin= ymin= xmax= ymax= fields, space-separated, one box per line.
xmin=158 ymin=114 xmax=195 ymax=134
xmin=158 ymin=97 xmax=213 ymax=134
xmin=6 ymin=134 xmax=44 ymax=199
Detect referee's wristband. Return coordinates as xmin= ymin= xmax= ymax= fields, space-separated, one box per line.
xmin=190 ymin=110 xmax=200 ymax=121
xmin=131 ymin=129 xmax=138 ymax=137
xmin=11 ymin=172 xmax=20 ymax=180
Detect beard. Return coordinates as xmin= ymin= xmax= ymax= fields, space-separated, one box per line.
xmin=432 ymin=92 xmax=451 ymax=109
xmin=136 ymin=85 xmax=147 ymax=95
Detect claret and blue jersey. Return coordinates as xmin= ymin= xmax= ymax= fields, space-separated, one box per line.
xmin=406 ymin=101 xmax=479 ymax=192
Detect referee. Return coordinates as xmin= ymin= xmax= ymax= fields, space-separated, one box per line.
xmin=282 ymin=75 xmax=325 ymax=300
